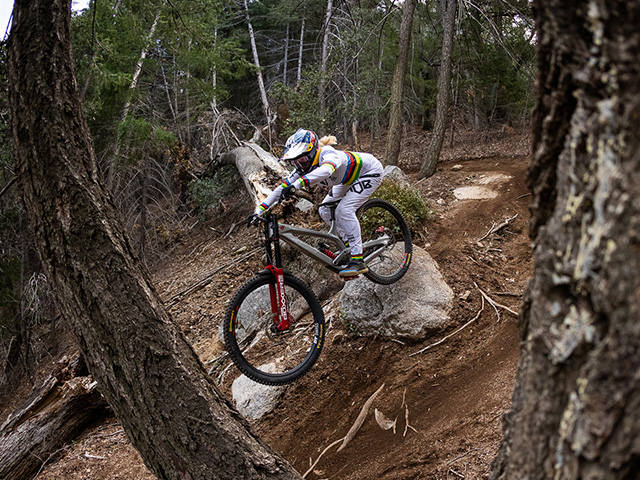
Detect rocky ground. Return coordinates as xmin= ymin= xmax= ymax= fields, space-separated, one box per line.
xmin=7 ymin=126 xmax=533 ymax=480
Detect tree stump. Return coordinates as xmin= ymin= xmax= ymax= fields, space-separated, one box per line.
xmin=0 ymin=354 xmax=109 ymax=480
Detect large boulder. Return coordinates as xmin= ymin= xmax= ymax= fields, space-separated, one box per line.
xmin=339 ymin=246 xmax=453 ymax=339
xmin=383 ymin=165 xmax=411 ymax=186
xmin=231 ymin=365 xmax=287 ymax=420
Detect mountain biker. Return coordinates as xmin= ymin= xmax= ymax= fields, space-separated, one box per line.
xmin=248 ymin=128 xmax=384 ymax=278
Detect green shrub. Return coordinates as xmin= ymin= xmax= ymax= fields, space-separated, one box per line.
xmin=371 ymin=180 xmax=430 ymax=230
xmin=188 ymin=166 xmax=242 ymax=217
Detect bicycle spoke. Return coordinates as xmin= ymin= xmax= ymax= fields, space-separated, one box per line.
xmin=357 ymin=199 xmax=413 ymax=285
xmin=224 ymin=273 xmax=324 ymax=385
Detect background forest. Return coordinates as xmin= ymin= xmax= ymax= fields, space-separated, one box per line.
xmin=0 ymin=0 xmax=534 ymax=394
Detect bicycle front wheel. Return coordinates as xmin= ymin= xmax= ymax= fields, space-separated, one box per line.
xmin=357 ymin=198 xmax=413 ymax=285
xmin=223 ymin=272 xmax=325 ymax=385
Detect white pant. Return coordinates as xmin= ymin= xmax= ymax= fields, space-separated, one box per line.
xmin=318 ymin=173 xmax=383 ymax=256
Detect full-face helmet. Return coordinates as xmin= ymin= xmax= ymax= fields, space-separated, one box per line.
xmin=281 ymin=128 xmax=320 ymax=174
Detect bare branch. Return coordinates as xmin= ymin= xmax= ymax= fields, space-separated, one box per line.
xmin=410 ymin=295 xmax=485 ymax=357
xmin=477 ymin=214 xmax=518 ymax=242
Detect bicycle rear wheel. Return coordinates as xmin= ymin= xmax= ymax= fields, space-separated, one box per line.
xmin=357 ymin=198 xmax=413 ymax=285
xmin=223 ymin=272 xmax=325 ymax=385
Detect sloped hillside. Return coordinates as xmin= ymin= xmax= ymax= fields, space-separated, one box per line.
xmin=35 ymin=129 xmax=533 ymax=480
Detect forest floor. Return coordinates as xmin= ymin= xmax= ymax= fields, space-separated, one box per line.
xmin=26 ymin=126 xmax=533 ymax=480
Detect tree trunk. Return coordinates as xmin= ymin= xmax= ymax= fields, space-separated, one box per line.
xmin=491 ymin=1 xmax=640 ymax=478
xmin=139 ymin=148 xmax=149 ymax=260
xmin=319 ymin=0 xmax=333 ymax=114
xmin=7 ymin=1 xmax=301 ymax=479
xmin=220 ymin=143 xmax=288 ymax=209
xmin=448 ymin=62 xmax=460 ymax=148
xmin=383 ymin=0 xmax=416 ymax=166
xmin=418 ymin=0 xmax=456 ymax=179
xmin=283 ymin=23 xmax=289 ymax=85
xmin=0 ymin=354 xmax=109 ymax=480
xmin=108 ymin=8 xmax=162 ymax=189
xmin=297 ymin=17 xmax=305 ymax=87
xmin=212 ymin=27 xmax=218 ymax=111
xmin=244 ymin=0 xmax=271 ymax=126
xmin=185 ymin=39 xmax=193 ymax=149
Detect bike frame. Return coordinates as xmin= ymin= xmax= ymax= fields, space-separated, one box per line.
xmin=261 ymin=204 xmax=391 ymax=275
xmin=256 ymin=202 xmax=391 ymax=333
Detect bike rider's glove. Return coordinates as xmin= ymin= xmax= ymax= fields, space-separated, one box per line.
xmin=280 ymin=185 xmax=297 ymax=201
xmin=247 ymin=213 xmax=262 ymax=227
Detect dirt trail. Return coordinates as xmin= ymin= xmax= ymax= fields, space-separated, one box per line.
xmin=254 ymin=155 xmax=531 ymax=480
xmin=33 ymin=131 xmax=532 ymax=480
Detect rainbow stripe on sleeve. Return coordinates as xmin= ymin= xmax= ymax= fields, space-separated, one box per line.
xmin=259 ymin=202 xmax=269 ymax=211
xmin=342 ymin=152 xmax=363 ymax=185
xmin=323 ymin=160 xmax=338 ymax=173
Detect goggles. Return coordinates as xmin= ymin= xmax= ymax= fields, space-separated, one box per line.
xmin=292 ymin=154 xmax=313 ymax=172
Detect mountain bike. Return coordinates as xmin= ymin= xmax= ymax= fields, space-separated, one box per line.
xmin=223 ymin=198 xmax=412 ymax=385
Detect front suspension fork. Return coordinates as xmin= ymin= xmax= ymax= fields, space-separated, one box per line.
xmin=266 ymin=265 xmax=290 ymax=331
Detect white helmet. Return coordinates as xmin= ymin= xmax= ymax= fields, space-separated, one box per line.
xmin=281 ymin=128 xmax=319 ymax=174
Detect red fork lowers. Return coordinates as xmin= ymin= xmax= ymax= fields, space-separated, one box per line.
xmin=266 ymin=265 xmax=291 ymax=331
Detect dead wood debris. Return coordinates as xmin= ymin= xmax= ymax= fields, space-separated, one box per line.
xmin=302 ymin=383 xmax=424 ymax=478
xmin=410 ymin=280 xmax=519 ymax=357
xmin=477 ymin=213 xmax=518 ymax=243
xmin=164 ymin=247 xmax=259 ymax=307
xmin=374 ymin=408 xmax=397 ymax=432
xmin=474 ymin=282 xmax=519 ymax=320
xmin=302 ymin=383 xmax=385 ymax=479
xmin=410 ymin=295 xmax=485 ymax=357
xmin=337 ymin=383 xmax=386 ymax=452
xmin=403 ymin=405 xmax=418 ymax=437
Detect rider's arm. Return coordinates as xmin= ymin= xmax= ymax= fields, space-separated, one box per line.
xmin=290 ymin=149 xmax=344 ymax=189
xmin=254 ymin=171 xmax=301 ymax=215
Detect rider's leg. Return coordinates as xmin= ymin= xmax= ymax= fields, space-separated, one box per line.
xmin=318 ymin=189 xmax=333 ymax=225
xmin=335 ymin=177 xmax=383 ymax=257
xmin=336 ymin=176 xmax=383 ymax=277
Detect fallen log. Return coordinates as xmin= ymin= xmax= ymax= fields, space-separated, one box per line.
xmin=219 ymin=142 xmax=288 ymax=208
xmin=0 ymin=354 xmax=109 ymax=480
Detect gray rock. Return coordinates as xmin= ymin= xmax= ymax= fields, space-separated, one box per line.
xmin=280 ymin=241 xmax=344 ymax=302
xmin=295 ymin=198 xmax=315 ymax=212
xmin=339 ymin=246 xmax=453 ymax=339
xmin=383 ymin=165 xmax=410 ymax=186
xmin=232 ymin=364 xmax=287 ymax=419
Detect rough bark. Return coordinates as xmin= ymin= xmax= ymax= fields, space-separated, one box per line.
xmin=0 ymin=354 xmax=109 ymax=480
xmin=418 ymin=0 xmax=456 ymax=179
xmin=383 ymin=0 xmax=416 ymax=166
xmin=7 ymin=1 xmax=301 ymax=479
xmin=491 ymin=1 xmax=640 ymax=478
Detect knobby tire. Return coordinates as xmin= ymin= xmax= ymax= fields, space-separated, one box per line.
xmin=223 ymin=272 xmax=325 ymax=385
